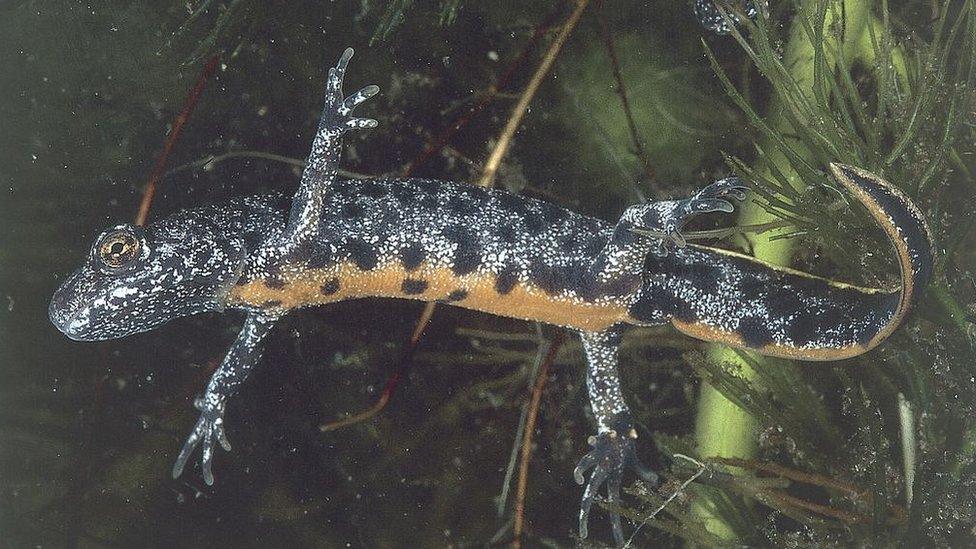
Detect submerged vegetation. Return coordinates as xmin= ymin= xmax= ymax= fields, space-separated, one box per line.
xmin=3 ymin=0 xmax=975 ymax=546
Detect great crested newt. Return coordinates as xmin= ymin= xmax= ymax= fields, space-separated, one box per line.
xmin=49 ymin=48 xmax=934 ymax=545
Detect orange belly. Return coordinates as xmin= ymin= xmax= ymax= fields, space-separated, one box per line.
xmin=226 ymin=261 xmax=628 ymax=332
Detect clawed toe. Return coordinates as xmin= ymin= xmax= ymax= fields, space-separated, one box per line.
xmin=171 ymin=400 xmax=232 ymax=486
xmin=575 ymin=429 xmax=659 ymax=546
xmin=321 ymin=48 xmax=380 ymax=133
xmin=625 ymin=176 xmax=749 ymax=255
xmin=340 ymin=85 xmax=380 ymax=116
xmin=696 ymin=176 xmax=749 ymax=202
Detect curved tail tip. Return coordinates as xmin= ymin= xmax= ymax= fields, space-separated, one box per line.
xmin=829 ymin=162 xmax=934 ymax=312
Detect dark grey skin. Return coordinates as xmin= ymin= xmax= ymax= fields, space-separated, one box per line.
xmin=50 ymin=48 xmax=933 ymax=547
xmin=47 ymin=49 xmax=731 ymax=546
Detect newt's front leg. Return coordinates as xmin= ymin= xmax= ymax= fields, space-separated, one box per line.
xmin=287 ymin=47 xmax=379 ymax=243
xmin=575 ymin=329 xmax=658 ymax=546
xmin=171 ymin=313 xmax=278 ymax=485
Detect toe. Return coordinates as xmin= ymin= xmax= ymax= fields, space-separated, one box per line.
xmin=574 ymin=453 xmax=598 ymax=484
xmin=690 ymin=198 xmax=735 ymax=214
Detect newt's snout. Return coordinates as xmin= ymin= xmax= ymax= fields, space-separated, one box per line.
xmin=49 ymin=269 xmax=95 ymax=341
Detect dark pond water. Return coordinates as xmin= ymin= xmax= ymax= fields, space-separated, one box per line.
xmin=3 ymin=1 xmax=973 ymax=547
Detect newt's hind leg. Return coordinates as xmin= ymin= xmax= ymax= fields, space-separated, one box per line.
xmin=575 ymin=329 xmax=658 ymax=546
xmin=587 ymin=177 xmax=747 ymax=301
xmin=623 ymin=177 xmax=748 ymax=255
xmin=287 ymin=48 xmax=380 ymax=242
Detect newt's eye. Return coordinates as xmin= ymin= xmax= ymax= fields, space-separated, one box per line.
xmin=97 ymin=230 xmax=141 ymax=269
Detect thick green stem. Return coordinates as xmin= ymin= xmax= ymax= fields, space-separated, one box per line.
xmin=692 ymin=0 xmax=872 ymax=539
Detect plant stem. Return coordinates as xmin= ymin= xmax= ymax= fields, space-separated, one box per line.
xmin=692 ymin=0 xmax=872 ymax=539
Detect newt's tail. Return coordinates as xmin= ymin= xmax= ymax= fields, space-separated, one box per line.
xmin=828 ymin=163 xmax=934 ymax=331
xmin=632 ymin=163 xmax=934 ymax=361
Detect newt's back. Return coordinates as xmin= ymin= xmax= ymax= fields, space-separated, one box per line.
xmin=227 ymin=178 xmax=632 ymax=331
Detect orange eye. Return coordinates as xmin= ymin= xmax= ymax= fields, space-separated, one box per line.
xmin=98 ymin=231 xmax=140 ymax=268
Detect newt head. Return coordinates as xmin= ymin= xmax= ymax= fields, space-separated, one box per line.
xmin=50 ymin=214 xmax=246 ymax=341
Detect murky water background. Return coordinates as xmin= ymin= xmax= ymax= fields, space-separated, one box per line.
xmin=3 ymin=1 xmax=973 ymax=547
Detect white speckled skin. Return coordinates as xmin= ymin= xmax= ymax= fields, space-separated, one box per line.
xmin=49 ymin=47 xmax=934 ymax=547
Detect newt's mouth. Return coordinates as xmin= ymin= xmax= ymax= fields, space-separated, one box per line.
xmin=49 ymin=269 xmax=96 ymax=341
xmin=50 ymin=310 xmax=91 ymax=341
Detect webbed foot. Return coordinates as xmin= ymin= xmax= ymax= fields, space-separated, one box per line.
xmin=320 ymin=48 xmax=379 ymax=133
xmin=625 ymin=176 xmax=748 ymax=255
xmin=171 ymin=395 xmax=231 ymax=486
xmin=575 ymin=427 xmax=659 ymax=546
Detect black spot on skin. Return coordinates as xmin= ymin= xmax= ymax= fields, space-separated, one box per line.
xmin=420 ymin=196 xmax=440 ymax=211
xmin=400 ymin=242 xmax=426 ymax=271
xmin=611 ymin=223 xmax=636 ymax=246
xmin=359 ymin=180 xmax=388 ymax=198
xmin=380 ymin=207 xmax=399 ymax=226
xmin=589 ymin=255 xmax=608 ymax=278
xmin=452 ymin=244 xmax=482 ymax=276
xmin=672 ymin=299 xmax=698 ymax=323
xmin=391 ymin=185 xmax=419 ymax=205
xmin=583 ymin=235 xmax=606 ymax=257
xmin=262 ymin=300 xmax=282 ymax=308
xmin=540 ymin=203 xmax=569 ymax=225
xmin=496 ymin=192 xmax=526 ymax=214
xmin=320 ymin=278 xmax=340 ymax=295
xmin=596 ymin=273 xmax=641 ymax=298
xmin=554 ymin=264 xmax=587 ymax=294
xmin=236 ymin=273 xmax=251 ymax=286
xmin=523 ymin=211 xmax=546 ymax=235
xmin=495 ymin=267 xmax=519 ymax=295
xmin=345 ymin=238 xmax=379 ymax=271
xmin=446 ymin=289 xmax=468 ymax=302
xmin=494 ymin=224 xmax=518 ymax=244
xmin=675 ymin=262 xmax=720 ymax=295
xmin=785 ymin=313 xmax=816 ymax=347
xmin=442 ymin=225 xmax=482 ymax=275
xmin=766 ymin=283 xmax=807 ymax=318
xmin=529 ymin=260 xmax=561 ymax=294
xmin=557 ymin=234 xmax=576 ymax=252
xmin=285 ymin=239 xmax=316 ymax=263
xmin=738 ymin=316 xmax=774 ymax=348
xmin=402 ymin=278 xmax=429 ymax=295
xmin=442 ymin=224 xmax=476 ymax=246
xmin=306 ymin=245 xmax=337 ymax=269
xmin=415 ymin=179 xmax=441 ymax=194
xmin=446 ymin=194 xmax=478 ymax=215
xmin=264 ymin=277 xmax=286 ymax=290
xmin=737 ymin=275 xmax=767 ymax=302
xmin=629 ymin=285 xmax=688 ymax=324
xmin=342 ymin=202 xmax=365 ymax=220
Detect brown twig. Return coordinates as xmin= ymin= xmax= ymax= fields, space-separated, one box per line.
xmin=512 ymin=330 xmax=565 ymax=548
xmin=595 ymin=2 xmax=657 ymax=192
xmin=711 ymin=457 xmax=863 ymax=498
xmin=759 ymin=489 xmax=874 ymax=525
xmin=404 ymin=9 xmax=563 ymax=176
xmin=710 ymin=457 xmax=910 ymax=525
xmin=479 ymin=0 xmax=592 ymax=188
xmin=319 ymin=303 xmax=434 ymax=431
xmin=322 ymin=3 xmax=587 ymax=431
xmin=134 ymin=54 xmax=220 ymax=226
